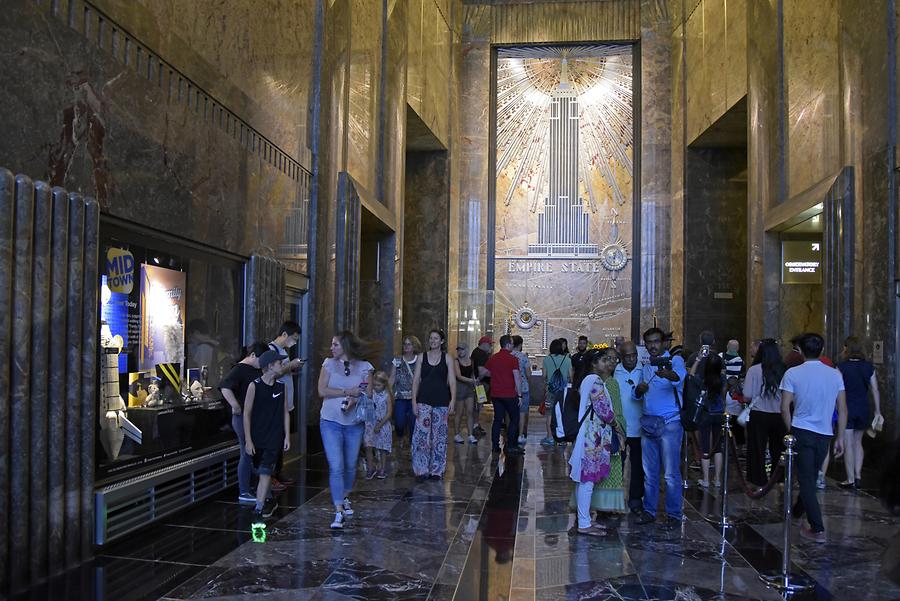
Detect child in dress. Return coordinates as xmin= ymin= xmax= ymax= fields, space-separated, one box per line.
xmin=364 ymin=371 xmax=394 ymax=479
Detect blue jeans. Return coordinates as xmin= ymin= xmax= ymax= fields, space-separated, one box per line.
xmin=393 ymin=398 xmax=415 ymax=441
xmin=231 ymin=415 xmax=252 ymax=495
xmin=320 ymin=419 xmax=365 ymax=507
xmin=791 ymin=427 xmax=831 ymax=533
xmin=641 ymin=419 xmax=684 ymax=519
xmin=491 ymin=397 xmax=520 ymax=451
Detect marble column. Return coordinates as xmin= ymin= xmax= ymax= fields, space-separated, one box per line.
xmin=746 ymin=0 xmax=783 ymax=344
xmin=0 ymin=168 xmax=13 ymax=593
xmin=640 ymin=0 xmax=675 ymax=337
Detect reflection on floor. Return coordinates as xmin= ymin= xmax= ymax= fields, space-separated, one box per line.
xmin=14 ymin=421 xmax=900 ymax=601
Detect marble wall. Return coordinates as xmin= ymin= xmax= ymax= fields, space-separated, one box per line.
xmin=0 ymin=0 xmax=307 ymax=259
xmin=403 ymin=151 xmax=451 ymax=342
xmin=683 ymin=147 xmax=748 ymax=348
xmin=683 ymin=0 xmax=747 ymax=144
xmin=680 ymin=0 xmax=900 ymax=438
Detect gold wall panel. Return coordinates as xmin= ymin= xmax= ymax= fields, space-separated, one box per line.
xmin=490 ymin=0 xmax=640 ymax=44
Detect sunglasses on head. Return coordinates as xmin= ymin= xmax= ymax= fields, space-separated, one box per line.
xmin=343 ymin=360 xmax=351 ymax=376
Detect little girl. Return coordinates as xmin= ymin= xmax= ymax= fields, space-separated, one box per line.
xmin=364 ymin=371 xmax=394 ymax=479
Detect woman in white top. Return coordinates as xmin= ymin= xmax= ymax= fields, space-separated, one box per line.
xmin=568 ymin=348 xmax=623 ymax=536
xmin=744 ymin=339 xmax=787 ymax=487
xmin=317 ymin=330 xmax=376 ymax=529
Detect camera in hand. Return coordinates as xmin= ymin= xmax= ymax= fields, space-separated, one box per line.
xmin=341 ymin=398 xmax=350 ymax=412
xmin=649 ymin=356 xmax=672 ymax=370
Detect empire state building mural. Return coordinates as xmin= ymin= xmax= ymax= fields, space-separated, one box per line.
xmin=493 ymin=45 xmax=635 ymax=353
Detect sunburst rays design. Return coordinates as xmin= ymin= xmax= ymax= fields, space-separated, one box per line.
xmin=496 ymin=45 xmax=633 ymax=212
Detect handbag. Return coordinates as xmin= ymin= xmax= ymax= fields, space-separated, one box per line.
xmin=354 ymin=392 xmax=376 ymax=424
xmin=475 ymin=384 xmax=488 ymax=405
xmin=737 ymin=398 xmax=756 ymax=428
xmin=640 ymin=414 xmax=665 ymax=438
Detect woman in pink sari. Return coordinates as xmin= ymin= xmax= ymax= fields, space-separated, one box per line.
xmin=568 ymin=347 xmax=623 ymax=536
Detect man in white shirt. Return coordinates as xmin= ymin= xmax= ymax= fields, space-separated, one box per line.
xmin=780 ymin=332 xmax=847 ymax=543
xmin=614 ymin=340 xmax=644 ymax=515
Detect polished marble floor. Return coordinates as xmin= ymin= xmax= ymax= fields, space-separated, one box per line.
xmin=14 ymin=415 xmax=900 ymax=601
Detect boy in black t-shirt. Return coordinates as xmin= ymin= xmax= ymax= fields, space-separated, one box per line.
xmin=220 ymin=342 xmax=269 ymax=504
xmin=243 ymin=350 xmax=289 ymax=519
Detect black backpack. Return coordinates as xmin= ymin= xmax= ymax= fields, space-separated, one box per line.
xmin=547 ymin=357 xmax=566 ymax=394
xmin=679 ymin=374 xmax=707 ymax=432
xmin=552 ymin=387 xmax=592 ymax=443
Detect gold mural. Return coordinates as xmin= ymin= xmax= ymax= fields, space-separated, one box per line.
xmin=493 ymin=45 xmax=635 ymax=352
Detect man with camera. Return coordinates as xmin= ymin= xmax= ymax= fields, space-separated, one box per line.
xmin=634 ymin=327 xmax=687 ymax=525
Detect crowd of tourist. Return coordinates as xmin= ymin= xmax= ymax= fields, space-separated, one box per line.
xmin=219 ymin=320 xmax=886 ymax=540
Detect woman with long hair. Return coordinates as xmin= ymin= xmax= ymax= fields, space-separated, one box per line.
xmin=744 ymin=339 xmax=787 ymax=487
xmin=317 ymin=330 xmax=379 ymax=529
xmin=389 ymin=335 xmax=422 ymax=449
xmin=541 ymin=338 xmax=572 ymax=446
xmin=411 ymin=329 xmax=456 ymax=481
xmin=836 ymin=336 xmax=882 ymax=488
xmin=568 ymin=348 xmax=624 ymax=535
xmin=690 ymin=352 xmax=726 ymax=488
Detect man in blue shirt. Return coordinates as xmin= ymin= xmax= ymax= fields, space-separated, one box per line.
xmin=634 ymin=327 xmax=687 ymax=524
xmin=614 ymin=340 xmax=644 ymax=515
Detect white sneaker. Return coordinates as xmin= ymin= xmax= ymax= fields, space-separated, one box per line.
xmin=330 ymin=511 xmax=344 ymax=529
xmin=816 ymin=472 xmax=826 ymax=490
xmin=517 ymin=435 xmax=526 ymax=445
xmin=468 ymin=435 xmax=478 ymax=444
xmin=342 ymin=497 xmax=354 ymax=516
xmin=698 ymin=479 xmax=709 ymax=489
xmin=454 ymin=434 xmax=464 ymax=444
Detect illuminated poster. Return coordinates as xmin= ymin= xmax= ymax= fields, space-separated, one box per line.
xmin=493 ymin=45 xmax=635 ymax=352
xmin=139 ymin=264 xmax=186 ymax=371
xmin=782 ymin=240 xmax=822 ymax=284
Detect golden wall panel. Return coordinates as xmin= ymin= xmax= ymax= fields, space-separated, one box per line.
xmin=347 ymin=0 xmax=382 ymax=194
xmin=92 ymin=0 xmax=316 ymax=158
xmin=784 ymin=0 xmax=840 ymax=196
xmin=491 ymin=0 xmax=639 ymax=44
xmin=684 ymin=0 xmax=747 ymax=144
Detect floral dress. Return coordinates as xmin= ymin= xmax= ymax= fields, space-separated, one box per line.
xmin=577 ymin=377 xmax=617 ymax=482
xmin=364 ymin=389 xmax=393 ymax=452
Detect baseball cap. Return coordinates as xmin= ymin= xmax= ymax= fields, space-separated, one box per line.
xmin=478 ymin=336 xmax=493 ymax=345
xmin=257 ymin=350 xmax=282 ymax=370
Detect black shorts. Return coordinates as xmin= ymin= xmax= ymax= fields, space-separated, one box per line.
xmin=251 ymin=447 xmax=280 ymax=476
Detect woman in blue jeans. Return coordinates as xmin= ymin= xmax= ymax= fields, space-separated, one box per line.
xmin=317 ymin=331 xmax=376 ymax=529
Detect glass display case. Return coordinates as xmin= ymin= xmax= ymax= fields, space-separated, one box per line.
xmin=96 ymin=222 xmax=244 ymax=482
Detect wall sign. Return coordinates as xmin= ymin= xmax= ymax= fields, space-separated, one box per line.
xmin=106 ymin=247 xmax=135 ymax=293
xmin=782 ymin=240 xmax=822 ymax=284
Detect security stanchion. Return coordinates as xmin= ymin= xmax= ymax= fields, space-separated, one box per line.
xmin=704 ymin=413 xmax=734 ymax=529
xmin=682 ymin=429 xmax=690 ymax=489
xmin=759 ymin=435 xmax=816 ymax=593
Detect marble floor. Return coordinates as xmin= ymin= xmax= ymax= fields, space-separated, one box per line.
xmin=14 ymin=419 xmax=900 ymax=601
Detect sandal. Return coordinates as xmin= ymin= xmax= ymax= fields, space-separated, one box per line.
xmin=577 ymin=527 xmax=607 ymax=537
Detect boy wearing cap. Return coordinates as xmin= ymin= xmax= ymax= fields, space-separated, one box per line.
xmin=243 ymin=350 xmax=290 ymax=519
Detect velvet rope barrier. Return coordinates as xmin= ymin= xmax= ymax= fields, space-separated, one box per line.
xmin=725 ymin=432 xmax=785 ymax=499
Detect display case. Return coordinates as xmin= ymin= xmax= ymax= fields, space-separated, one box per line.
xmin=96 ymin=222 xmax=244 ymax=482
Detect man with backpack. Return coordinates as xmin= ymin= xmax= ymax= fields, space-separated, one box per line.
xmin=634 ymin=327 xmax=686 ymax=525
xmin=541 ymin=338 xmax=572 ymax=446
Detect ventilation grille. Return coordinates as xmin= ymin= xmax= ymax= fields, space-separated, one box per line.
xmin=95 ymin=446 xmax=238 ymax=545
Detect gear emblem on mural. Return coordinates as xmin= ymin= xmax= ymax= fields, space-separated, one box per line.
xmin=600 ymin=242 xmax=629 ymax=272
xmin=513 ymin=306 xmax=538 ymax=330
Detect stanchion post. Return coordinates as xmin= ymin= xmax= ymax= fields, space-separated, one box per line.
xmin=682 ymin=429 xmax=690 ymax=489
xmin=704 ymin=413 xmax=734 ymax=528
xmin=759 ymin=434 xmax=816 ymax=593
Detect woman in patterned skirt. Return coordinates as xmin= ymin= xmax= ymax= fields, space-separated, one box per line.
xmin=411 ymin=329 xmax=456 ymax=481
xmin=568 ymin=347 xmax=625 ymax=535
